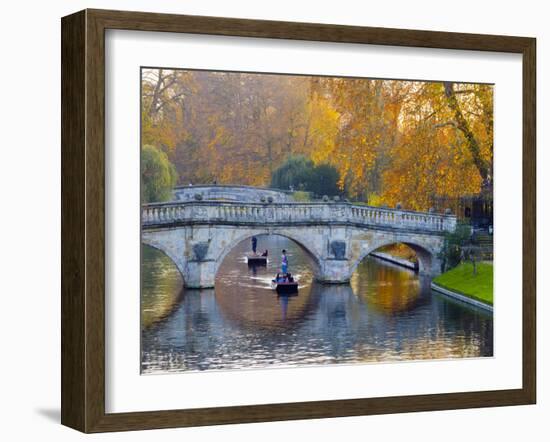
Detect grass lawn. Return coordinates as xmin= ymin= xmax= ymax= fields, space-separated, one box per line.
xmin=433 ymin=262 xmax=493 ymax=306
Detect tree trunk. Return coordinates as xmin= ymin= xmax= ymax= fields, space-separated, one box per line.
xmin=150 ymin=69 xmax=164 ymax=117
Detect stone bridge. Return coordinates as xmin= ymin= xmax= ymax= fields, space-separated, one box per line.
xmin=141 ymin=201 xmax=456 ymax=288
xmin=173 ymin=184 xmax=293 ymax=203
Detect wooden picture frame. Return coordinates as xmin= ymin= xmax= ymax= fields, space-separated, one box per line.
xmin=61 ymin=8 xmax=536 ymax=433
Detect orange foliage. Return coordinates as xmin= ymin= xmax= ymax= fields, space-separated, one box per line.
xmin=141 ymin=68 xmax=493 ymax=209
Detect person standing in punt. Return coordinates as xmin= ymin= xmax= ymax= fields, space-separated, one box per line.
xmin=281 ymin=249 xmax=288 ymax=275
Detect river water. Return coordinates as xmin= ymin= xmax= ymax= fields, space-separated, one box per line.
xmin=141 ymin=235 xmax=493 ymax=374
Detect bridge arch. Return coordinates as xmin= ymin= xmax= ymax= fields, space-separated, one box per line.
xmin=141 ymin=235 xmax=187 ymax=279
xmin=213 ymin=230 xmax=323 ymax=279
xmin=349 ymin=238 xmax=440 ymax=276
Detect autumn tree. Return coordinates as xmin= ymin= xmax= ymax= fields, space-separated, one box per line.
xmin=381 ymin=81 xmax=493 ymax=210
xmin=140 ymin=68 xmax=493 ymax=210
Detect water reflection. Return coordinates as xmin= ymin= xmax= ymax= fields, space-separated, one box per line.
xmin=141 ymin=235 xmax=493 ymax=373
xmin=140 ymin=245 xmax=183 ymax=328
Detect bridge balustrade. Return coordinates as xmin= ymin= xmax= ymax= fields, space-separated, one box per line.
xmin=142 ymin=201 xmax=456 ymax=233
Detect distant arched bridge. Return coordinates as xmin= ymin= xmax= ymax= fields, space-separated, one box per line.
xmin=173 ymin=184 xmax=293 ymax=203
xmin=142 ymin=200 xmax=456 ymax=288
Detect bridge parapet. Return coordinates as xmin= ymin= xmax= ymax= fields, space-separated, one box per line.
xmin=142 ymin=201 xmax=456 ymax=234
xmin=173 ymin=184 xmax=293 ymax=203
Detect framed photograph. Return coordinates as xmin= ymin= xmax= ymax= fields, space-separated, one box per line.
xmin=61 ymin=9 xmax=536 ymax=433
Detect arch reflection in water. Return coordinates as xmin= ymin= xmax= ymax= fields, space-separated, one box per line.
xmin=141 ymin=245 xmax=183 ymax=329
xmin=141 ymin=236 xmax=493 ymax=373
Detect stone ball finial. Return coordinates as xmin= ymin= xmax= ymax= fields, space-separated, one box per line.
xmin=322 ymin=195 xmax=329 ymax=202
xmin=396 ymin=202 xmax=402 ymax=210
xmin=260 ymin=196 xmax=266 ymax=203
xmin=267 ymin=196 xmax=274 ymax=203
xmin=429 ymin=207 xmax=435 ymax=213
xmin=333 ymin=195 xmax=340 ymax=202
xmin=194 ymin=193 xmax=203 ymax=201
xmin=445 ymin=208 xmax=452 ymax=215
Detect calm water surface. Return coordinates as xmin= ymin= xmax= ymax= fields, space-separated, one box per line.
xmin=141 ymin=235 xmax=493 ymax=373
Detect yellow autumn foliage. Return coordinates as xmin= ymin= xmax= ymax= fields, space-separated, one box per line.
xmin=141 ymin=69 xmax=493 ymax=209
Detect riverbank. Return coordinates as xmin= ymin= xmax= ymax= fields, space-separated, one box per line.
xmin=432 ymin=262 xmax=493 ymax=311
xmin=370 ymin=251 xmax=417 ymax=271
